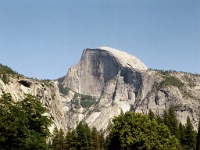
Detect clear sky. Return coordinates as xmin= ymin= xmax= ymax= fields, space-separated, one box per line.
xmin=0 ymin=0 xmax=199 ymax=79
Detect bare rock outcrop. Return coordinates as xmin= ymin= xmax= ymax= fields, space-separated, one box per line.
xmin=0 ymin=76 xmax=66 ymax=132
xmin=1 ymin=46 xmax=199 ymax=133
xmin=64 ymin=47 xmax=147 ymax=97
xmin=62 ymin=47 xmax=200 ymax=131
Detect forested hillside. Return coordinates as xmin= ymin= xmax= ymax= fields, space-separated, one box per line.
xmin=0 ymin=93 xmax=52 ymax=150
xmin=51 ymin=107 xmax=200 ymax=150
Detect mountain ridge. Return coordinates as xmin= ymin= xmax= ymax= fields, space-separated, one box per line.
xmin=0 ymin=47 xmax=200 ymax=132
xmin=61 ymin=47 xmax=200 ymax=130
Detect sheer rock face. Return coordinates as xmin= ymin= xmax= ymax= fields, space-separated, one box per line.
xmin=63 ymin=47 xmax=200 ymax=131
xmin=0 ymin=77 xmax=66 ymax=132
xmin=64 ymin=47 xmax=147 ymax=97
xmin=1 ymin=47 xmax=199 ymax=133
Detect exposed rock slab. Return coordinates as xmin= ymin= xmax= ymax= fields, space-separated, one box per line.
xmin=0 ymin=76 xmax=66 ymax=132
xmin=62 ymin=47 xmax=200 ymax=130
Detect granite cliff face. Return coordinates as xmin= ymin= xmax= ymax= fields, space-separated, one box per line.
xmin=64 ymin=47 xmax=147 ymax=97
xmin=62 ymin=47 xmax=200 ymax=130
xmin=0 ymin=73 xmax=66 ymax=132
xmin=1 ymin=47 xmax=199 ymax=132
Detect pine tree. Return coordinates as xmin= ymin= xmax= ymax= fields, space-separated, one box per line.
xmin=148 ymin=109 xmax=155 ymax=120
xmin=76 ymin=122 xmax=92 ymax=150
xmin=105 ymin=111 xmax=180 ymax=150
xmin=0 ymin=93 xmax=52 ymax=150
xmin=182 ymin=116 xmax=196 ymax=150
xmin=92 ymin=127 xmax=100 ymax=150
xmin=156 ymin=115 xmax=164 ymax=124
xmin=52 ymin=128 xmax=65 ymax=150
xmin=99 ymin=130 xmax=105 ymax=150
xmin=65 ymin=130 xmax=77 ymax=150
xmin=178 ymin=122 xmax=185 ymax=147
xmin=168 ymin=106 xmax=179 ymax=137
xmin=162 ymin=106 xmax=179 ymax=138
xmin=196 ymin=117 xmax=200 ymax=150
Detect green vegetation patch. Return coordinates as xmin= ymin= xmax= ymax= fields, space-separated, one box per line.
xmin=71 ymin=93 xmax=96 ymax=109
xmin=160 ymin=76 xmax=184 ymax=88
xmin=57 ymin=76 xmax=71 ymax=95
xmin=0 ymin=64 xmax=18 ymax=75
xmin=80 ymin=94 xmax=96 ymax=108
xmin=0 ymin=64 xmax=22 ymax=84
xmin=58 ymin=85 xmax=70 ymax=95
xmin=0 ymin=93 xmax=52 ymax=149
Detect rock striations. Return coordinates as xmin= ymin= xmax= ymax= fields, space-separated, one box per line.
xmin=62 ymin=47 xmax=200 ymax=131
xmin=0 ymin=47 xmax=200 ymax=132
xmin=64 ymin=47 xmax=147 ymax=97
xmin=0 ymin=76 xmax=66 ymax=132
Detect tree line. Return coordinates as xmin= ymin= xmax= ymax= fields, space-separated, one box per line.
xmin=51 ymin=106 xmax=200 ymax=150
xmin=1 ymin=92 xmax=200 ymax=149
xmin=51 ymin=122 xmax=104 ymax=150
xmin=0 ymin=93 xmax=51 ymax=150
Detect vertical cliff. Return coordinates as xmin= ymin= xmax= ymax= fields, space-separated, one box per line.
xmin=62 ymin=47 xmax=200 ymax=130
xmin=0 ymin=70 xmax=66 ymax=132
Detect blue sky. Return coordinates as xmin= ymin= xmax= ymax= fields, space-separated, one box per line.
xmin=0 ymin=0 xmax=199 ymax=79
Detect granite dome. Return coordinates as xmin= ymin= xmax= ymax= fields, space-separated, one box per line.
xmin=98 ymin=46 xmax=147 ymax=70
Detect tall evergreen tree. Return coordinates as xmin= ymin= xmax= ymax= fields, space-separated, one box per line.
xmin=182 ymin=116 xmax=196 ymax=150
xmin=65 ymin=130 xmax=77 ymax=150
xmin=196 ymin=117 xmax=200 ymax=150
xmin=91 ymin=127 xmax=100 ymax=150
xmin=0 ymin=93 xmax=52 ymax=150
xmin=105 ymin=111 xmax=180 ymax=150
xmin=156 ymin=114 xmax=164 ymax=125
xmin=148 ymin=109 xmax=155 ymax=120
xmin=52 ymin=128 xmax=65 ymax=150
xmin=178 ymin=122 xmax=185 ymax=147
xmin=76 ymin=122 xmax=92 ymax=150
xmin=99 ymin=130 xmax=105 ymax=150
xmin=162 ymin=106 xmax=179 ymax=138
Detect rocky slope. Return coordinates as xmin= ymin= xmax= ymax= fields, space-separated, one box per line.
xmin=1 ymin=47 xmax=200 ymax=132
xmin=61 ymin=47 xmax=200 ymax=130
xmin=0 ymin=66 xmax=66 ymax=132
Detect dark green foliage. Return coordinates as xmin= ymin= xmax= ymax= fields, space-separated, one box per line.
xmin=52 ymin=128 xmax=65 ymax=150
xmin=65 ymin=130 xmax=77 ymax=150
xmin=0 ymin=93 xmax=52 ymax=150
xmin=0 ymin=64 xmax=22 ymax=84
xmin=148 ymin=109 xmax=155 ymax=120
xmin=162 ymin=106 xmax=179 ymax=138
xmin=182 ymin=117 xmax=197 ymax=150
xmin=71 ymin=93 xmax=80 ymax=108
xmin=160 ymin=76 xmax=184 ymax=88
xmin=179 ymin=122 xmax=186 ymax=147
xmin=159 ymin=107 xmax=197 ymax=150
xmin=92 ymin=127 xmax=100 ymax=150
xmin=196 ymin=117 xmax=200 ymax=150
xmin=59 ymin=86 xmax=70 ymax=95
xmin=99 ymin=130 xmax=105 ymax=150
xmin=153 ymin=68 xmax=200 ymax=77
xmin=80 ymin=95 xmax=96 ymax=108
xmin=105 ymin=111 xmax=180 ymax=150
xmin=71 ymin=93 xmax=96 ymax=109
xmin=57 ymin=76 xmax=70 ymax=95
xmin=57 ymin=76 xmax=65 ymax=84
xmin=0 ymin=64 xmax=19 ymax=75
xmin=154 ymin=69 xmax=184 ymax=89
xmin=156 ymin=115 xmax=164 ymax=124
xmin=60 ymin=122 xmax=104 ymax=150
xmin=76 ymin=122 xmax=92 ymax=149
xmin=51 ymin=107 xmax=198 ymax=150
